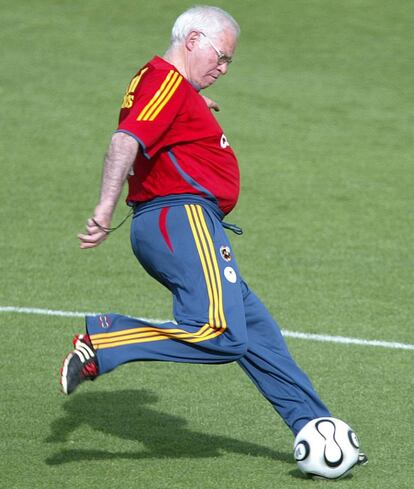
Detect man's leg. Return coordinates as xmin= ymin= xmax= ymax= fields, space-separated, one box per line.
xmin=61 ymin=203 xmax=247 ymax=392
xmin=237 ymin=280 xmax=331 ymax=435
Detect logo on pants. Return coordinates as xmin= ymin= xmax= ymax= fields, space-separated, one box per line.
xmin=220 ymin=245 xmax=232 ymax=262
xmin=224 ymin=266 xmax=237 ymax=283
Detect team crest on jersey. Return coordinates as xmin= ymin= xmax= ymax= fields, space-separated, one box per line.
xmin=220 ymin=245 xmax=232 ymax=262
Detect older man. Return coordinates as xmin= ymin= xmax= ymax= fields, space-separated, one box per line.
xmin=61 ymin=6 xmax=356 ymax=449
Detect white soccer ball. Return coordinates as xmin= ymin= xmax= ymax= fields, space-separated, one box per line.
xmin=293 ymin=417 xmax=360 ymax=480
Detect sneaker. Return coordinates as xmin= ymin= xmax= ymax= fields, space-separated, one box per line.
xmin=357 ymin=452 xmax=368 ymax=466
xmin=60 ymin=334 xmax=99 ymax=395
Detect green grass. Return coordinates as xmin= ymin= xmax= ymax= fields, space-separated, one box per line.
xmin=1 ymin=1 xmax=413 ymax=488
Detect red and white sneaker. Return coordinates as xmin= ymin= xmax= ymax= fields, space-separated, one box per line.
xmin=60 ymin=334 xmax=99 ymax=395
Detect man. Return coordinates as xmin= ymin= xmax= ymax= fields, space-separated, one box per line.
xmin=60 ymin=6 xmax=366 ymax=462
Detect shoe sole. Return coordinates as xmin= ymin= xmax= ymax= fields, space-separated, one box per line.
xmin=60 ymin=351 xmax=74 ymax=395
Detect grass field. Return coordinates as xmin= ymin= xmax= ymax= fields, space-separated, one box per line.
xmin=1 ymin=1 xmax=413 ymax=488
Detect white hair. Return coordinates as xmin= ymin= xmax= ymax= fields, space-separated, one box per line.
xmin=170 ymin=5 xmax=240 ymax=46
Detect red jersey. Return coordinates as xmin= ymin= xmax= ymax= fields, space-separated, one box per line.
xmin=116 ymin=56 xmax=240 ymax=215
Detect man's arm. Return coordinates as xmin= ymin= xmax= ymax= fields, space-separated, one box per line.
xmin=78 ymin=132 xmax=139 ymax=249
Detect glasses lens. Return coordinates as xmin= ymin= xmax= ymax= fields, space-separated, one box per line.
xmin=218 ymin=54 xmax=232 ymax=65
xmin=200 ymin=32 xmax=232 ymax=65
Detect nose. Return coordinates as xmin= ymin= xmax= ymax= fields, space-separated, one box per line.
xmin=217 ymin=62 xmax=229 ymax=75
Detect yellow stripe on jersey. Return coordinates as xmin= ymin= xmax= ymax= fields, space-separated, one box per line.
xmin=121 ymin=67 xmax=149 ymax=109
xmin=129 ymin=67 xmax=148 ymax=93
xmin=89 ymin=205 xmax=226 ymax=350
xmin=147 ymin=75 xmax=183 ymax=121
xmin=137 ymin=70 xmax=183 ymax=122
xmin=136 ymin=70 xmax=175 ymax=121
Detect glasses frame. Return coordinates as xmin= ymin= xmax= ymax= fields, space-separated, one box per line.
xmin=199 ymin=32 xmax=233 ymax=65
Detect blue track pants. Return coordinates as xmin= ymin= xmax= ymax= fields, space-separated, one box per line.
xmin=86 ymin=198 xmax=330 ymax=435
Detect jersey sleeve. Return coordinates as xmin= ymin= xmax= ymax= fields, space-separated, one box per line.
xmin=116 ymin=66 xmax=186 ymax=158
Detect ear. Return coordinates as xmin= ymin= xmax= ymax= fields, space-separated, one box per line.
xmin=185 ymin=30 xmax=200 ymax=52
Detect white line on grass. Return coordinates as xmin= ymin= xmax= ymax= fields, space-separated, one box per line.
xmin=281 ymin=329 xmax=414 ymax=351
xmin=0 ymin=306 xmax=163 ymax=325
xmin=1 ymin=305 xmax=413 ymax=351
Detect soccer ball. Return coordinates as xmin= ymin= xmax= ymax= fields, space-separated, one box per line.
xmin=293 ymin=417 xmax=360 ymax=480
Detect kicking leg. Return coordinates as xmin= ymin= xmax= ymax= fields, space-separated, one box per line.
xmin=237 ymin=280 xmax=331 ymax=435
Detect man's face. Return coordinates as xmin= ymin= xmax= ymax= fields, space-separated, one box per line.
xmin=186 ymin=30 xmax=237 ymax=89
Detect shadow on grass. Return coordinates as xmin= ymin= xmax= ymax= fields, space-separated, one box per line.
xmin=288 ymin=469 xmax=355 ymax=482
xmin=45 ymin=389 xmax=293 ymax=466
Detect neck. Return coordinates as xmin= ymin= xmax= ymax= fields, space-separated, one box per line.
xmin=164 ymin=45 xmax=189 ymax=80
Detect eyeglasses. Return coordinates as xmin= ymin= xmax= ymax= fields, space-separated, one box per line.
xmin=199 ymin=32 xmax=233 ymax=65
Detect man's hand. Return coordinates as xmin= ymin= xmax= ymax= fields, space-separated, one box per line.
xmin=78 ymin=212 xmax=111 ymax=249
xmin=202 ymin=95 xmax=220 ymax=112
